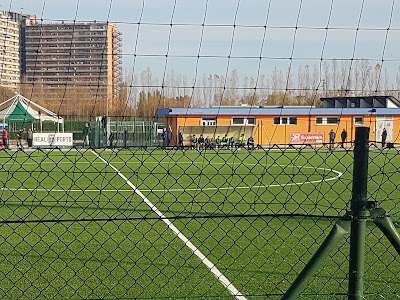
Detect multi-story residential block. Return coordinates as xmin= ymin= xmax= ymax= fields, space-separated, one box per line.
xmin=0 ymin=13 xmax=20 ymax=87
xmin=0 ymin=11 xmax=37 ymax=87
xmin=24 ymin=22 xmax=122 ymax=105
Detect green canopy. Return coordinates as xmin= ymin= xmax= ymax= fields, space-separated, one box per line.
xmin=0 ymin=94 xmax=64 ymax=132
xmin=5 ymin=101 xmax=36 ymax=123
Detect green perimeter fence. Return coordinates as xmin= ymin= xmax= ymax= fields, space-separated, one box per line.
xmin=88 ymin=119 xmax=164 ymax=149
xmin=6 ymin=118 xmax=164 ymax=148
xmin=0 ymin=127 xmax=399 ymax=299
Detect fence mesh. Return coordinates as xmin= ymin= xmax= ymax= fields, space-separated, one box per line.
xmin=1 ymin=1 xmax=400 ymax=298
xmin=0 ymin=144 xmax=398 ymax=299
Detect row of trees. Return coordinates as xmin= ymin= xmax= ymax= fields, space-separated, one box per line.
xmin=0 ymin=82 xmax=133 ymax=119
xmin=0 ymin=59 xmax=399 ymax=119
xmin=125 ymin=59 xmax=399 ymax=117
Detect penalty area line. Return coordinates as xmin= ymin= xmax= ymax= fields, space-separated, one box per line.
xmin=91 ymin=150 xmax=247 ymax=300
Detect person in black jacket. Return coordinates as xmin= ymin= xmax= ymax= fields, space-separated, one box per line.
xmin=247 ymin=136 xmax=255 ymax=150
xmin=83 ymin=123 xmax=90 ymax=147
xmin=17 ymin=128 xmax=24 ymax=151
xmin=381 ymin=128 xmax=387 ymax=148
xmin=340 ymin=129 xmax=347 ymax=148
xmin=178 ymin=131 xmax=184 ymax=149
xmin=198 ymin=134 xmax=205 ymax=150
xmin=329 ymin=129 xmax=336 ymax=150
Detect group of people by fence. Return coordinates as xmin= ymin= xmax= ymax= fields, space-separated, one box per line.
xmin=328 ymin=129 xmax=348 ymax=150
xmin=184 ymin=133 xmax=257 ymax=150
xmin=328 ymin=128 xmax=389 ymax=149
xmin=1 ymin=127 xmax=34 ymax=151
xmin=0 ymin=124 xmax=393 ymax=151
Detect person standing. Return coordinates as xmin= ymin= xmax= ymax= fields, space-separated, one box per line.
xmin=101 ymin=115 xmax=107 ymax=135
xmin=2 ymin=128 xmax=9 ymax=150
xmin=178 ymin=130 xmax=184 ymax=149
xmin=83 ymin=123 xmax=90 ymax=147
xmin=162 ymin=127 xmax=169 ymax=148
xmin=381 ymin=128 xmax=387 ymax=148
xmin=108 ymin=130 xmax=114 ymax=149
xmin=17 ymin=128 xmax=24 ymax=151
xmin=329 ymin=129 xmax=336 ymax=150
xmin=27 ymin=128 xmax=33 ymax=148
xmin=340 ymin=129 xmax=347 ymax=148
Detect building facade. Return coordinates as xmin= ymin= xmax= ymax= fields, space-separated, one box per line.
xmin=0 ymin=13 xmax=20 ymax=87
xmin=0 ymin=11 xmax=38 ymax=87
xmin=158 ymin=97 xmax=400 ymax=147
xmin=24 ymin=22 xmax=121 ymax=104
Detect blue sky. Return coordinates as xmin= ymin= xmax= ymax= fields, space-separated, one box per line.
xmin=2 ymin=0 xmax=400 ymax=78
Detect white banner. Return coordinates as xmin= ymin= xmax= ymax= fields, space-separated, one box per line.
xmin=289 ymin=132 xmax=325 ymax=144
xmin=33 ymin=133 xmax=73 ymax=146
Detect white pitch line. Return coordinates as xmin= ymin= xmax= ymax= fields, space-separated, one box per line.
xmin=90 ymin=150 xmax=247 ymax=300
xmin=1 ymin=167 xmax=342 ymax=194
xmin=0 ymin=160 xmax=335 ymax=168
xmin=1 ymin=169 xmax=343 ymax=194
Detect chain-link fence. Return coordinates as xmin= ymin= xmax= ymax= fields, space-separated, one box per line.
xmin=88 ymin=119 xmax=164 ymax=148
xmin=0 ymin=128 xmax=399 ymax=299
xmin=4 ymin=117 xmax=164 ymax=149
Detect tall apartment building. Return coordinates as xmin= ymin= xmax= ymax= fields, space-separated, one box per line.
xmin=24 ymin=22 xmax=122 ymax=104
xmin=0 ymin=13 xmax=20 ymax=87
xmin=1 ymin=11 xmax=37 ymax=75
xmin=0 ymin=11 xmax=37 ymax=88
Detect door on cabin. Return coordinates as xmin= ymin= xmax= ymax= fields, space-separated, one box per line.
xmin=375 ymin=115 xmax=393 ymax=143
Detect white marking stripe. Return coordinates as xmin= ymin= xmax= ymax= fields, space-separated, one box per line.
xmin=1 ymin=168 xmax=343 ymax=194
xmin=91 ymin=150 xmax=247 ymax=300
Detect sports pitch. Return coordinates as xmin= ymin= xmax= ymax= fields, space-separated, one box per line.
xmin=0 ymin=148 xmax=399 ymax=299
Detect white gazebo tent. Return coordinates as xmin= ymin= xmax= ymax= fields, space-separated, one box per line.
xmin=0 ymin=94 xmax=64 ymax=132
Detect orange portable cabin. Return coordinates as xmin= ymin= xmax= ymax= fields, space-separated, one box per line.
xmin=157 ymin=96 xmax=400 ymax=147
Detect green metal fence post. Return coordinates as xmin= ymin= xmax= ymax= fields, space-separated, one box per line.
xmin=348 ymin=126 xmax=370 ymax=300
xmin=282 ymin=219 xmax=350 ymax=300
xmin=372 ymin=214 xmax=400 ymax=255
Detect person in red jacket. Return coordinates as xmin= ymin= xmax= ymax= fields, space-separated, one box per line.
xmin=2 ymin=128 xmax=9 ymax=150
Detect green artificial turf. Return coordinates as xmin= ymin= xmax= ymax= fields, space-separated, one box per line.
xmin=0 ymin=148 xmax=398 ymax=299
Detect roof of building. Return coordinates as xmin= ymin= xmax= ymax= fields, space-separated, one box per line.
xmin=320 ymin=95 xmax=400 ymax=108
xmin=320 ymin=95 xmax=399 ymax=102
xmin=157 ymin=107 xmax=400 ymax=116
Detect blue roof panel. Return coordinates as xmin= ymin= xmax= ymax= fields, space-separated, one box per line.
xmin=157 ymin=107 xmax=400 ymax=116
